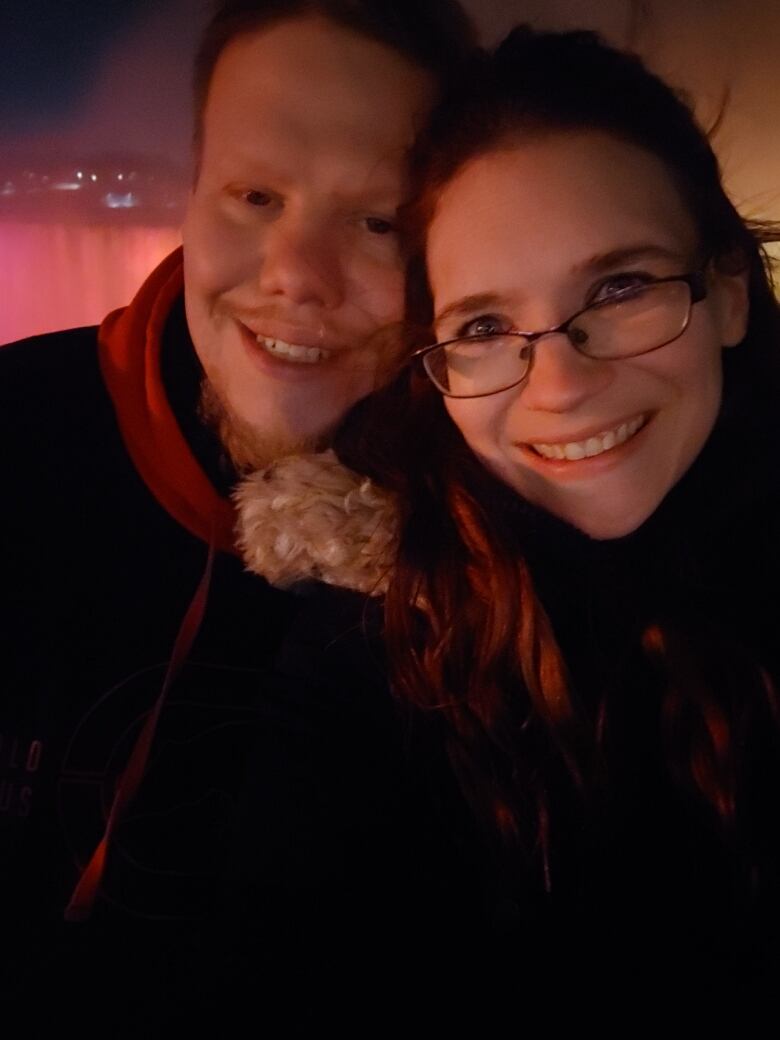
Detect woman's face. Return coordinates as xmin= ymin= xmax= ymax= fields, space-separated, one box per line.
xmin=426 ymin=131 xmax=748 ymax=539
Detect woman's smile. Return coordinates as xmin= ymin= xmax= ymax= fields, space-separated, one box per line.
xmin=524 ymin=412 xmax=649 ymax=462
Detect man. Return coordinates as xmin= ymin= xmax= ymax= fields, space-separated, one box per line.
xmin=0 ymin=0 xmax=474 ymax=1022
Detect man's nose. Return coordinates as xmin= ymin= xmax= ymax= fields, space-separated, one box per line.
xmin=257 ymin=214 xmax=343 ymax=309
xmin=518 ymin=331 xmax=615 ymax=413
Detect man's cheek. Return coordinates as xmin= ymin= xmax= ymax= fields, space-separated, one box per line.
xmin=361 ymin=323 xmax=409 ymax=386
xmin=186 ymin=212 xmax=262 ymax=296
xmin=345 ymin=262 xmax=405 ymax=326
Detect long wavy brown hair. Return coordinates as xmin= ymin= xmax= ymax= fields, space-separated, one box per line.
xmin=338 ymin=27 xmax=780 ymax=888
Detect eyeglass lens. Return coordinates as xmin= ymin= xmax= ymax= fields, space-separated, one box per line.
xmin=426 ymin=279 xmax=692 ymax=397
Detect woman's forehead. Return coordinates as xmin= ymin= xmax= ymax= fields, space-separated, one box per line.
xmin=426 ymin=130 xmax=699 ymax=296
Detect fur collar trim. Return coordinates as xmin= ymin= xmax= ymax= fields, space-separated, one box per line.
xmin=234 ymin=450 xmax=399 ymax=595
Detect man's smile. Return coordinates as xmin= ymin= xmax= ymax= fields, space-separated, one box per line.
xmin=255 ymin=335 xmax=331 ymax=364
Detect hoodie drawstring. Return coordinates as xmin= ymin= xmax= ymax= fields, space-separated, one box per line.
xmin=65 ymin=539 xmax=216 ymax=922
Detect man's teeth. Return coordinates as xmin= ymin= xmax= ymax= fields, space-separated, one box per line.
xmin=257 ymin=336 xmax=329 ymax=364
xmin=531 ymin=415 xmax=646 ymax=461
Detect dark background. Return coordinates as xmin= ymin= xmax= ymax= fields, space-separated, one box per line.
xmin=1 ymin=0 xmax=777 ymax=341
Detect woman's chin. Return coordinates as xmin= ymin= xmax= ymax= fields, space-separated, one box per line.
xmin=501 ymin=474 xmax=661 ymax=541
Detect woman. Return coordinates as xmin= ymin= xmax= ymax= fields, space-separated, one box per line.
xmin=237 ymin=27 xmax=780 ymax=991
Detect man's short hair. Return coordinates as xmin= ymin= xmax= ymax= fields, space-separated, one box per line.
xmin=192 ymin=0 xmax=476 ymax=156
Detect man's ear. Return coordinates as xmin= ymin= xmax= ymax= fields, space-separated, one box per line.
xmin=711 ymin=256 xmax=750 ymax=349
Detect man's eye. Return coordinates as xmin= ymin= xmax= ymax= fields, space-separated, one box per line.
xmin=363 ymin=216 xmax=396 ymax=236
xmin=244 ymin=189 xmax=273 ymax=207
xmin=590 ymin=272 xmax=653 ymax=304
xmin=459 ymin=315 xmax=507 ymax=338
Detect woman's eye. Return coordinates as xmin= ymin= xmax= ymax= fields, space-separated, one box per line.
xmin=590 ymin=272 xmax=652 ymax=303
xmin=363 ymin=216 xmax=396 ymax=236
xmin=243 ymin=189 xmax=273 ymax=207
xmin=459 ymin=315 xmax=507 ymax=338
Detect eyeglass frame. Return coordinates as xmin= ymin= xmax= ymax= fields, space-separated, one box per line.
xmin=411 ymin=270 xmax=708 ymax=399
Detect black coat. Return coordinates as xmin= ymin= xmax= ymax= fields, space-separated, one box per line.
xmin=0 ymin=307 xmax=479 ymax=1032
xmin=453 ymin=365 xmax=780 ymax=1003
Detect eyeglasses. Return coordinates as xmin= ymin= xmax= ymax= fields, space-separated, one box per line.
xmin=413 ymin=271 xmax=708 ymax=399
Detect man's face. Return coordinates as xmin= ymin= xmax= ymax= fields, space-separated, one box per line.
xmin=182 ymin=15 xmax=434 ymax=467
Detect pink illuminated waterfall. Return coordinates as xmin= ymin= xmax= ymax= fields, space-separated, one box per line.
xmin=0 ymin=158 xmax=186 ymax=345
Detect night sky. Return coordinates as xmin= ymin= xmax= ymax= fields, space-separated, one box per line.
xmin=0 ymin=0 xmax=204 ymax=166
xmin=1 ymin=0 xmax=161 ymax=132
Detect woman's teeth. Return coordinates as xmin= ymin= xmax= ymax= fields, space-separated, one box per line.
xmin=531 ymin=415 xmax=647 ymax=461
xmin=257 ymin=336 xmax=330 ymax=364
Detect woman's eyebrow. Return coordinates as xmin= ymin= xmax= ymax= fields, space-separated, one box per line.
xmin=433 ymin=246 xmax=690 ymax=327
xmin=573 ymin=244 xmax=689 ymax=274
xmin=434 ymin=292 xmax=511 ymax=326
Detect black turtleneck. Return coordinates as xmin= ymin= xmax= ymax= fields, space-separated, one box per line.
xmin=461 ymin=365 xmax=780 ymax=995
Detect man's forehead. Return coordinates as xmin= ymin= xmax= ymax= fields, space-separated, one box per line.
xmin=197 ymin=16 xmax=435 ymax=194
xmin=203 ymin=16 xmax=435 ymax=141
xmin=216 ymin=142 xmax=410 ymax=204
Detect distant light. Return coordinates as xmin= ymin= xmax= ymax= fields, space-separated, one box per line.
xmin=117 ymin=173 xmax=124 ymax=181
xmin=52 ymin=181 xmax=83 ymax=191
xmin=103 ymin=191 xmax=139 ymax=209
xmin=90 ymin=173 xmax=98 ymax=182
xmin=76 ymin=171 xmax=83 ymax=179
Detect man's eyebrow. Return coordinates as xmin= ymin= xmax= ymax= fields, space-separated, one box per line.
xmin=434 ymin=292 xmax=512 ymax=327
xmin=227 ymin=151 xmax=288 ymax=184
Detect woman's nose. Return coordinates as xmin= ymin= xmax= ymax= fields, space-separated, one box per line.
xmin=518 ymin=331 xmax=615 ymax=413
